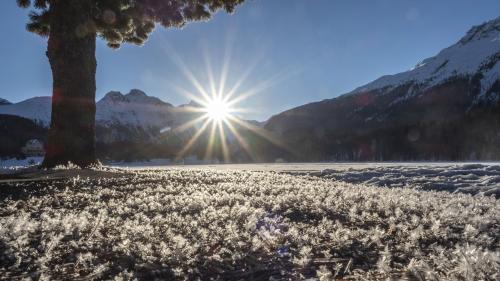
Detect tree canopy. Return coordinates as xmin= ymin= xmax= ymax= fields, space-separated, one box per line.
xmin=16 ymin=0 xmax=244 ymax=48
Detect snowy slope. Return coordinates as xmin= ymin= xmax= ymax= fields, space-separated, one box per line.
xmin=96 ymin=89 xmax=174 ymax=129
xmin=0 ymin=96 xmax=51 ymax=126
xmin=0 ymin=90 xmax=175 ymax=131
xmin=350 ymin=16 xmax=500 ymax=98
xmin=0 ymin=98 xmax=11 ymax=105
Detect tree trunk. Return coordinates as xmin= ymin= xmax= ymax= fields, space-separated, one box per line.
xmin=42 ymin=0 xmax=97 ymax=168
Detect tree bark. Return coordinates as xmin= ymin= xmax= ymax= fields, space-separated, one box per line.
xmin=42 ymin=0 xmax=97 ymax=168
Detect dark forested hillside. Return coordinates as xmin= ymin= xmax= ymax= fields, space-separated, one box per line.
xmin=0 ymin=115 xmax=47 ymax=158
xmin=261 ymin=77 xmax=500 ymax=161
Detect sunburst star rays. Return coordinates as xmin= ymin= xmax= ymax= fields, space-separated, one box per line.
xmin=161 ymin=40 xmax=293 ymax=163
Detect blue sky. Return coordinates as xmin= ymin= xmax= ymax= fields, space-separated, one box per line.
xmin=1 ymin=0 xmax=499 ymax=121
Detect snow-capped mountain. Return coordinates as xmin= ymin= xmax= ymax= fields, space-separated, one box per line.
xmin=350 ymin=17 xmax=500 ymax=100
xmin=263 ymin=17 xmax=500 ymax=161
xmin=0 ymin=89 xmax=256 ymax=159
xmin=0 ymin=98 xmax=11 ymax=105
xmin=0 ymin=89 xmax=176 ymax=143
xmin=0 ymin=96 xmax=51 ymax=126
xmin=95 ymin=89 xmax=176 ymax=143
xmin=351 ymin=17 xmax=500 ymax=94
xmin=96 ymin=89 xmax=174 ymax=129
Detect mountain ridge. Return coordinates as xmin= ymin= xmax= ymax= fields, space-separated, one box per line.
xmin=0 ymin=90 xmax=179 ymax=145
xmin=347 ymin=16 xmax=500 ymax=98
xmin=0 ymin=90 xmax=175 ymax=127
xmin=262 ymin=16 xmax=500 ymax=161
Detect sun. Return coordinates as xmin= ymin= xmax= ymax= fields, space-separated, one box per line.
xmin=164 ymin=41 xmax=289 ymax=163
xmin=204 ymin=97 xmax=231 ymax=121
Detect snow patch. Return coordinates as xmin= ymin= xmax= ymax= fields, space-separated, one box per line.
xmin=304 ymin=164 xmax=500 ymax=198
xmin=0 ymin=157 xmax=43 ymax=173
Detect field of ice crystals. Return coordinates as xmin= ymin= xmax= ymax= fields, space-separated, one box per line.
xmin=0 ymin=168 xmax=499 ymax=280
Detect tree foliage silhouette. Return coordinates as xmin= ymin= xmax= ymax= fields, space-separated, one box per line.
xmin=17 ymin=0 xmax=244 ymax=168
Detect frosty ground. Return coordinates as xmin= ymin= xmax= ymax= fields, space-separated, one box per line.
xmin=0 ymin=164 xmax=499 ymax=280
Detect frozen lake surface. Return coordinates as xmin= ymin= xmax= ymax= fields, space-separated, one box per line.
xmin=2 ymin=161 xmax=499 ymax=197
xmin=114 ymin=161 xmax=500 ymax=171
xmin=113 ymin=162 xmax=500 ymax=197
